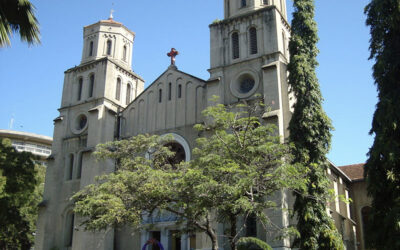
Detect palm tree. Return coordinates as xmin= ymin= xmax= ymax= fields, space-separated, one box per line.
xmin=0 ymin=0 xmax=40 ymax=47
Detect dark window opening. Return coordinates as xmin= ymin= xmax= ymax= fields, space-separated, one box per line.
xmin=245 ymin=214 xmax=257 ymax=237
xmin=77 ymin=78 xmax=83 ymax=101
xmin=241 ymin=0 xmax=247 ymax=7
xmin=249 ymin=27 xmax=258 ymax=54
xmin=263 ymin=0 xmax=269 ymax=5
xmin=159 ymin=89 xmax=162 ymax=103
xmin=168 ymin=82 xmax=172 ymax=101
xmin=89 ymin=41 xmax=93 ymax=56
xmin=165 ymin=142 xmax=186 ymax=166
xmin=232 ymin=32 xmax=239 ymax=59
xmin=65 ymin=213 xmax=75 ymax=247
xmin=89 ymin=74 xmax=95 ymax=98
xmin=107 ymin=40 xmax=112 ymax=56
xmin=240 ymin=77 xmax=255 ymax=93
xmin=77 ymin=153 xmax=83 ymax=179
xmin=67 ymin=154 xmax=74 ymax=180
xmin=178 ymin=84 xmax=182 ymax=98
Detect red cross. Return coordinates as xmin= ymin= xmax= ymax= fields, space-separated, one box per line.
xmin=167 ymin=48 xmax=179 ymax=65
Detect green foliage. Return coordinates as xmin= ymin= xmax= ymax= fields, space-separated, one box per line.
xmin=0 ymin=139 xmax=44 ymax=249
xmin=237 ymin=237 xmax=272 ymax=250
xmin=364 ymin=0 xmax=400 ymax=248
xmin=287 ymin=0 xmax=344 ymax=249
xmin=238 ymin=237 xmax=272 ymax=250
xmin=0 ymin=0 xmax=40 ymax=47
xmin=73 ymin=100 xmax=305 ymax=250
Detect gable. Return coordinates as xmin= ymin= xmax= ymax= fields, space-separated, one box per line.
xmin=121 ymin=67 xmax=206 ymax=137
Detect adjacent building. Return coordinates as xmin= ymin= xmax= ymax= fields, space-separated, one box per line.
xmin=0 ymin=129 xmax=52 ymax=164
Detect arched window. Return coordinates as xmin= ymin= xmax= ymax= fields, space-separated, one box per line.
xmin=64 ymin=212 xmax=75 ymax=247
xmin=168 ymin=82 xmax=172 ymax=101
xmin=77 ymin=78 xmax=83 ymax=101
xmin=249 ymin=27 xmax=258 ymax=54
xmin=241 ymin=0 xmax=247 ymax=7
xmin=66 ymin=154 xmax=74 ymax=180
xmin=232 ymin=32 xmax=239 ymax=59
xmin=178 ymin=84 xmax=182 ymax=98
xmin=159 ymin=89 xmax=162 ymax=103
xmin=116 ymin=78 xmax=121 ymax=100
xmin=76 ymin=153 xmax=83 ymax=179
xmin=89 ymin=41 xmax=93 ymax=57
xmin=245 ymin=213 xmax=257 ymax=237
xmin=106 ymin=40 xmax=112 ymax=56
xmin=89 ymin=74 xmax=95 ymax=98
xmin=123 ymin=45 xmax=127 ymax=61
xmin=126 ymin=83 xmax=131 ymax=105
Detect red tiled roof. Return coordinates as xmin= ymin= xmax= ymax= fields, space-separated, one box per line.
xmin=339 ymin=163 xmax=365 ymax=181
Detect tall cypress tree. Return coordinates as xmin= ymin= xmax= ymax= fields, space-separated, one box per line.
xmin=287 ymin=0 xmax=343 ymax=249
xmin=364 ymin=0 xmax=400 ymax=249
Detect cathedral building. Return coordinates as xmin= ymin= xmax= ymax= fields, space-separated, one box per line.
xmin=35 ymin=1 xmax=369 ymax=249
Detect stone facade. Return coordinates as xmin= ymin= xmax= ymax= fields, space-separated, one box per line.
xmin=35 ymin=1 xmax=369 ymax=250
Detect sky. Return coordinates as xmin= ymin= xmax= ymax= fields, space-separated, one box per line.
xmin=0 ymin=0 xmax=376 ymax=166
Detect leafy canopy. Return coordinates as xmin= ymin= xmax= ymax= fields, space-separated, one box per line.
xmin=0 ymin=0 xmax=40 ymax=46
xmin=287 ymin=0 xmax=344 ymax=249
xmin=73 ymin=100 xmax=305 ymax=250
xmin=364 ymin=0 xmax=400 ymax=248
xmin=0 ymin=139 xmax=45 ymax=250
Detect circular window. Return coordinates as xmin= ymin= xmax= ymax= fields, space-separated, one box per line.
xmin=165 ymin=142 xmax=186 ymax=165
xmin=230 ymin=70 xmax=259 ymax=98
xmin=71 ymin=113 xmax=88 ymax=134
xmin=76 ymin=115 xmax=87 ymax=130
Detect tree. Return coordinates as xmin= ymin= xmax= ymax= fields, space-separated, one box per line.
xmin=287 ymin=0 xmax=344 ymax=249
xmin=0 ymin=139 xmax=44 ymax=250
xmin=364 ymin=0 xmax=400 ymax=248
xmin=0 ymin=0 xmax=40 ymax=47
xmin=73 ymin=100 xmax=305 ymax=250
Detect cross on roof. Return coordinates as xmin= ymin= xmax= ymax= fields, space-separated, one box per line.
xmin=167 ymin=48 xmax=179 ymax=66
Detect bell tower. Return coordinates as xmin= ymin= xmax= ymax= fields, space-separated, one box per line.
xmin=224 ymin=0 xmax=287 ymax=19
xmin=35 ymin=16 xmax=144 ymax=250
xmin=208 ymin=2 xmax=293 ymax=248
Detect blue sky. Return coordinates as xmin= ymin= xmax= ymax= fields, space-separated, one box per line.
xmin=0 ymin=0 xmax=376 ymax=166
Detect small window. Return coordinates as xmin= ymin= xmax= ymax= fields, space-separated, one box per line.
xmin=249 ymin=27 xmax=258 ymax=54
xmin=116 ymin=78 xmax=121 ymax=101
xmin=64 ymin=212 xmax=75 ymax=247
xmin=76 ymin=153 xmax=83 ymax=179
xmin=178 ymin=84 xmax=182 ymax=98
xmin=159 ymin=89 xmax=162 ymax=103
xmin=77 ymin=78 xmax=83 ymax=101
xmin=232 ymin=32 xmax=239 ymax=59
xmin=123 ymin=45 xmax=127 ymax=61
xmin=106 ymin=40 xmax=112 ymax=56
xmin=263 ymin=0 xmax=269 ymax=5
xmin=168 ymin=82 xmax=172 ymax=101
xmin=126 ymin=83 xmax=131 ymax=105
xmin=89 ymin=74 xmax=95 ymax=98
xmin=89 ymin=41 xmax=93 ymax=57
xmin=241 ymin=0 xmax=247 ymax=7
xmin=67 ymin=154 xmax=74 ymax=180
